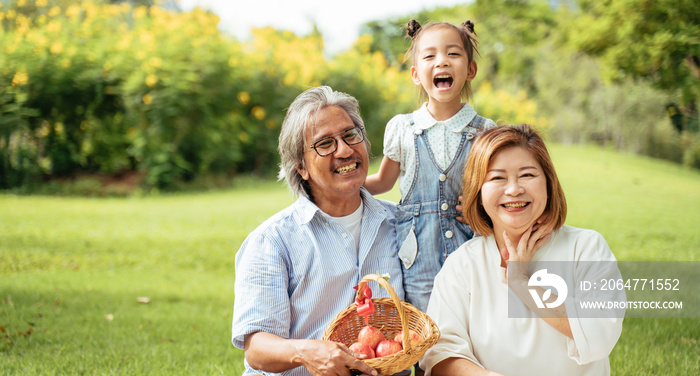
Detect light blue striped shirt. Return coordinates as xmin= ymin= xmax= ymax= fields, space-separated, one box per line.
xmin=232 ymin=188 xmax=405 ymax=376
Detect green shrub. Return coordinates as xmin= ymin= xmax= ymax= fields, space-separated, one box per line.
xmin=0 ymin=2 xmax=420 ymax=191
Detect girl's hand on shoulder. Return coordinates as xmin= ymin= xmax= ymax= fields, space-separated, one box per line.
xmin=455 ymin=195 xmax=468 ymax=224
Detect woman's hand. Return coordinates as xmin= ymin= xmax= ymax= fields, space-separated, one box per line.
xmin=502 ymin=219 xmax=551 ymax=282
xmin=503 ymin=212 xmax=553 ymax=261
xmin=501 ymin=217 xmax=573 ymax=339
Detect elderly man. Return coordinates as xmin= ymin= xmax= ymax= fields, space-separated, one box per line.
xmin=232 ymin=86 xmax=405 ymax=376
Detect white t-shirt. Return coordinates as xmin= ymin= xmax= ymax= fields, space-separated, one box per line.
xmin=420 ymin=225 xmax=624 ymax=376
xmin=332 ymin=201 xmax=364 ymax=252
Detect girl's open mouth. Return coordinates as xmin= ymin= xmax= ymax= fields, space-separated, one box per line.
xmin=434 ymin=74 xmax=453 ymax=89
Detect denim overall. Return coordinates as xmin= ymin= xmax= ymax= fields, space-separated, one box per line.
xmin=396 ymin=113 xmax=487 ymax=312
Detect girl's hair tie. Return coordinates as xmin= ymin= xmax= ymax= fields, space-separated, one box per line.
xmin=407 ymin=19 xmax=422 ymax=39
xmin=462 ymin=20 xmax=476 ymax=35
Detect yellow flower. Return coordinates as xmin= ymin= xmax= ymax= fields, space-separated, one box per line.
xmin=50 ymin=42 xmax=64 ymax=54
xmin=238 ymin=132 xmax=250 ymax=143
xmin=134 ymin=6 xmax=148 ymax=19
xmin=82 ymin=1 xmax=97 ymax=20
xmin=143 ymin=93 xmax=153 ymax=105
xmin=65 ymin=5 xmax=81 ymax=19
xmin=237 ymin=91 xmax=250 ymax=105
xmin=117 ymin=35 xmax=131 ymax=50
xmin=149 ymin=57 xmax=162 ymax=69
xmin=15 ymin=14 xmax=30 ymax=34
xmin=49 ymin=6 xmax=61 ymax=17
xmin=36 ymin=123 xmax=50 ymax=138
xmin=283 ymin=71 xmax=297 ymax=86
xmin=251 ymin=106 xmax=266 ymax=120
xmin=145 ymin=74 xmax=158 ymax=87
xmin=47 ymin=20 xmax=62 ymax=33
xmin=36 ymin=0 xmax=48 ymax=7
xmin=139 ymin=31 xmax=154 ymax=45
xmin=11 ymin=71 xmax=29 ymax=86
xmin=354 ymin=34 xmax=373 ymax=54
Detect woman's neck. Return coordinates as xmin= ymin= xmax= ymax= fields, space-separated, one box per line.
xmin=427 ymin=99 xmax=463 ymax=121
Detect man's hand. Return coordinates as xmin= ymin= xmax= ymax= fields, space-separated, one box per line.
xmin=296 ymin=340 xmax=378 ymax=376
xmin=244 ymin=332 xmax=377 ymax=376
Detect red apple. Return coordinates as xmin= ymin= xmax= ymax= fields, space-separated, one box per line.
xmin=394 ymin=329 xmax=422 ymax=347
xmin=375 ymin=339 xmax=403 ymax=357
xmin=349 ymin=342 xmax=375 ymax=359
xmin=358 ymin=325 xmax=385 ymax=350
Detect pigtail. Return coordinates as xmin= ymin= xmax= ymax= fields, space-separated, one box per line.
xmin=461 ymin=19 xmax=480 ymax=57
xmin=406 ymin=19 xmax=422 ymax=40
xmin=461 ymin=20 xmax=477 ymax=36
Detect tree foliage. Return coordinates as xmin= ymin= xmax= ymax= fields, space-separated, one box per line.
xmin=2 ymin=0 xmax=699 ymax=193
xmin=0 ymin=0 xmax=415 ymax=191
xmin=572 ymin=0 xmax=700 ymax=96
xmin=570 ymin=0 xmax=700 ymax=132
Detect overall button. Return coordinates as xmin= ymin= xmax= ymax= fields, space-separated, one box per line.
xmin=415 ymin=129 xmax=423 ymax=135
xmin=342 ymin=233 xmax=348 ymax=238
xmin=445 ymin=230 xmax=454 ymax=239
xmin=441 ymin=203 xmax=449 ymax=211
xmin=439 ymin=174 xmax=447 ymax=182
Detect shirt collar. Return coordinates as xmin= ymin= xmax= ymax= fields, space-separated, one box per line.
xmin=414 ymin=102 xmax=478 ymax=133
xmin=295 ymin=187 xmax=385 ymax=225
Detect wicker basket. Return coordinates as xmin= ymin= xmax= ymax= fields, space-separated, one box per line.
xmin=322 ymin=274 xmax=440 ymax=375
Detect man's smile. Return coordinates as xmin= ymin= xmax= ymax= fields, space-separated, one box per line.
xmin=335 ymin=162 xmax=358 ymax=174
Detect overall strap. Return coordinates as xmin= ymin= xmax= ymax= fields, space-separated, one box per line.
xmin=469 ymin=115 xmax=487 ymax=130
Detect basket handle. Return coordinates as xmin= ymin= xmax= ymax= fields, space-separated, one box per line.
xmin=355 ymin=274 xmax=412 ymax=352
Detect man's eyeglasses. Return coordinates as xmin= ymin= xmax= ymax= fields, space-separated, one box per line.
xmin=306 ymin=127 xmax=365 ymax=157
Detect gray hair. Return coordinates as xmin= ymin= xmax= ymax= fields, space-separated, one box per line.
xmin=278 ymin=86 xmax=367 ymax=199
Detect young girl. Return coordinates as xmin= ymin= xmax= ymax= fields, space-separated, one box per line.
xmin=364 ymin=19 xmax=495 ymax=313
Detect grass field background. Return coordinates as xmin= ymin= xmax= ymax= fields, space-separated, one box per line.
xmin=1 ymin=144 xmax=699 ymax=375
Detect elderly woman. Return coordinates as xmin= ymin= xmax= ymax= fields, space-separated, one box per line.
xmin=420 ymin=125 xmax=624 ymax=375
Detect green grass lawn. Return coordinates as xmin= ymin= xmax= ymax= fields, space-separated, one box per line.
xmin=1 ymin=144 xmax=698 ymax=375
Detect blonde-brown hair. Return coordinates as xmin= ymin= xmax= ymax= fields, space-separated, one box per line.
xmin=461 ymin=124 xmax=567 ymax=236
xmin=405 ymin=19 xmax=480 ymax=102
